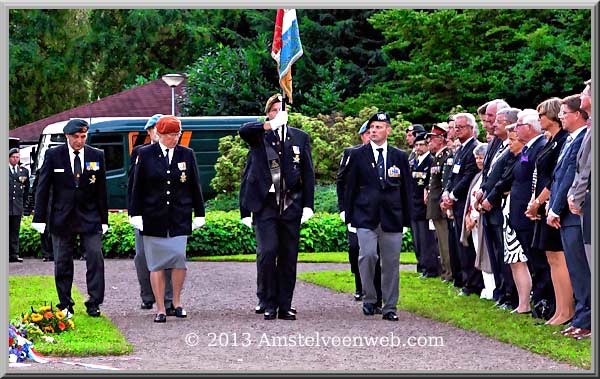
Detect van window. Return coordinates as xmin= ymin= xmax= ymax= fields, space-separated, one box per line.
xmin=88 ymin=134 xmax=124 ymax=172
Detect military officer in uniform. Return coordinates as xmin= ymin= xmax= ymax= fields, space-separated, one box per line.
xmin=344 ymin=111 xmax=413 ymax=321
xmin=239 ymin=93 xmax=315 ymax=321
xmin=410 ymin=131 xmax=440 ymax=277
xmin=31 ymin=119 xmax=109 ymax=318
xmin=336 ymin=121 xmax=382 ymax=306
xmin=9 ymin=148 xmax=29 ymax=263
xmin=128 ymin=114 xmax=175 ymax=315
xmin=426 ymin=123 xmax=453 ymax=282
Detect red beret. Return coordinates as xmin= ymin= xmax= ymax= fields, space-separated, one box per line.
xmin=156 ymin=115 xmax=181 ymax=134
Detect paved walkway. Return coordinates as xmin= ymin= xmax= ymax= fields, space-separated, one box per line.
xmin=8 ymin=259 xmax=583 ymax=372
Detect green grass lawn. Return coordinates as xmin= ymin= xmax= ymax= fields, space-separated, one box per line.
xmin=9 ymin=276 xmax=132 ymax=356
xmin=298 ymin=270 xmax=591 ymax=369
xmin=190 ymin=251 xmax=418 ymax=264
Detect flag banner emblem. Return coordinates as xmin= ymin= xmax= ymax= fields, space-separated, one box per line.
xmin=271 ymin=9 xmax=303 ymax=103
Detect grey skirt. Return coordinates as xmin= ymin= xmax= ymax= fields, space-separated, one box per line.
xmin=143 ymin=235 xmax=188 ymax=272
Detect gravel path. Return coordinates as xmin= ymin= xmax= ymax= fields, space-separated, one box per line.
xmin=8 ymin=259 xmax=583 ymax=373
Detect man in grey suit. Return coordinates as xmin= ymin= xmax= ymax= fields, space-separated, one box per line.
xmin=9 ymin=148 xmax=29 ymax=263
xmin=568 ymin=79 xmax=592 ymax=268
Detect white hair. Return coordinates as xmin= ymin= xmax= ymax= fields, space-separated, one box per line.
xmin=454 ymin=112 xmax=477 ymax=128
xmin=522 ymin=114 xmax=542 ymax=133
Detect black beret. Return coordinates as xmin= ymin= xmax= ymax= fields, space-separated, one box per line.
xmin=63 ymin=119 xmax=89 ymax=135
xmin=367 ymin=112 xmax=391 ymax=126
xmin=413 ymin=131 xmax=427 ymax=143
xmin=409 ymin=124 xmax=426 ymax=136
xmin=9 ymin=148 xmax=19 ymax=156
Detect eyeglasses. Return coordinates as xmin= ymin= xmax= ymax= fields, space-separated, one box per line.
xmin=515 ymin=123 xmax=529 ymax=128
xmin=454 ymin=124 xmax=469 ymax=130
xmin=558 ymin=110 xmax=578 ymax=117
xmin=166 ymin=131 xmax=182 ymax=137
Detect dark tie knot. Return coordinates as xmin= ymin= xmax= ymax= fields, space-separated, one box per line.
xmin=74 ymin=150 xmax=80 ymax=156
xmin=377 ymin=148 xmax=383 ymax=153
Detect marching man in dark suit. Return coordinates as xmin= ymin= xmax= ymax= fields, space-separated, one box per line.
xmin=239 ymin=93 xmax=315 ymax=321
xmin=9 ymin=148 xmax=29 ymax=263
xmin=344 ymin=111 xmax=413 ymax=321
xmin=31 ymin=119 xmax=109 ymax=318
xmin=127 ymin=114 xmax=175 ymax=315
xmin=336 ymin=121 xmax=382 ymax=305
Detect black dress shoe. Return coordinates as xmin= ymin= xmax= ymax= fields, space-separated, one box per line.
xmin=278 ymin=310 xmax=296 ymax=320
xmin=289 ymin=307 xmax=297 ymax=314
xmin=353 ymin=291 xmax=363 ymax=301
xmin=9 ymin=257 xmax=23 ymax=263
xmin=86 ymin=307 xmax=101 ymax=317
xmin=166 ymin=305 xmax=177 ymax=316
xmin=264 ymin=310 xmax=277 ymax=320
xmin=154 ymin=313 xmax=167 ymax=323
xmin=141 ymin=301 xmax=154 ymax=310
xmin=362 ymin=303 xmax=375 ymax=316
xmin=255 ymin=304 xmax=266 ymax=314
xmin=382 ymin=312 xmax=399 ymax=321
xmin=175 ymin=307 xmax=187 ymax=318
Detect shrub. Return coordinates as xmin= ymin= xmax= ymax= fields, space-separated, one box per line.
xmin=19 ymin=213 xmax=415 ymax=257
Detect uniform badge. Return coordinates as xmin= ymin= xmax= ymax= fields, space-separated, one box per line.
xmin=19 ymin=176 xmax=27 ymax=183
xmin=446 ymin=158 xmax=454 ymax=166
xmin=292 ymin=145 xmax=300 ymax=154
xmin=418 ymin=179 xmax=425 ymax=186
xmin=293 ymin=155 xmax=300 ymax=164
xmin=178 ymin=162 xmax=187 ymax=171
xmin=270 ymin=160 xmax=280 ymax=169
xmin=86 ymin=162 xmax=100 ymax=171
xmin=180 ymin=172 xmax=187 ymax=183
xmin=388 ymin=165 xmax=401 ymax=178
xmin=89 ymin=175 xmax=96 ymax=184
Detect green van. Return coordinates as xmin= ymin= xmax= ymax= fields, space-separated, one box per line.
xmin=28 ymin=116 xmax=259 ymax=210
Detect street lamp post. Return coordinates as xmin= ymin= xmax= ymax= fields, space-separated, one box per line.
xmin=161 ymin=74 xmax=185 ymax=115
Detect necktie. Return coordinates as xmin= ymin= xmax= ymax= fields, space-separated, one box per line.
xmin=376 ymin=148 xmax=385 ymax=183
xmin=164 ymin=149 xmax=169 ymax=166
xmin=557 ymin=135 xmax=573 ymax=163
xmin=73 ymin=151 xmax=82 ymax=187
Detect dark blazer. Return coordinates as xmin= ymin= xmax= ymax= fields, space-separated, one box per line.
xmin=481 ymin=136 xmax=502 ymax=182
xmin=410 ymin=152 xmax=432 ymax=220
xmin=549 ymin=127 xmax=587 ymax=227
xmin=481 ymin=149 xmax=517 ymax=225
xmin=344 ymin=143 xmax=413 ymax=232
xmin=336 ymin=144 xmax=361 ymax=213
xmin=445 ymin=137 xmax=479 ymax=202
xmin=9 ymin=165 xmax=30 ymax=216
xmin=130 ymin=143 xmax=205 ymax=237
xmin=33 ymin=143 xmax=108 ymax=235
xmin=238 ymin=121 xmax=315 ymax=219
xmin=127 ymin=143 xmax=148 ymax=213
xmin=509 ymin=135 xmax=546 ymax=230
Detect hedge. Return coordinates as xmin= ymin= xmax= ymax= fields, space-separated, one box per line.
xmin=18 ymin=212 xmax=414 ymax=258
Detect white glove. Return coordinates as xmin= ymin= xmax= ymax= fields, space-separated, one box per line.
xmin=339 ymin=211 xmax=345 ymax=223
xmin=31 ymin=222 xmax=46 ymax=234
xmin=129 ymin=216 xmax=143 ymax=231
xmin=269 ymin=110 xmax=288 ymax=131
xmin=300 ymin=207 xmax=314 ymax=224
xmin=102 ymin=224 xmax=109 ymax=235
xmin=192 ymin=216 xmax=206 ymax=230
xmin=402 ymin=226 xmax=409 ymax=234
xmin=241 ymin=216 xmax=253 ymax=228
xmin=347 ymin=223 xmax=357 ymax=233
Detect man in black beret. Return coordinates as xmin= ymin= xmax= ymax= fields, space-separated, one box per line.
xmin=9 ymin=148 xmax=29 ymax=263
xmin=31 ymin=118 xmax=109 ymax=318
xmin=344 ymin=111 xmax=413 ymax=321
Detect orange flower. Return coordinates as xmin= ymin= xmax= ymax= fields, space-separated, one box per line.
xmin=58 ymin=321 xmax=66 ymax=331
xmin=43 ymin=312 xmax=54 ymax=319
xmin=43 ymin=326 xmax=55 ymax=333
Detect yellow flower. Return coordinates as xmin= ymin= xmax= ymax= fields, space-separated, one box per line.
xmin=67 ymin=320 xmax=75 ymax=330
xmin=22 ymin=313 xmax=29 ymax=322
xmin=31 ymin=313 xmax=43 ymax=323
xmin=55 ymin=310 xmax=65 ymax=320
xmin=39 ymin=305 xmax=51 ymax=312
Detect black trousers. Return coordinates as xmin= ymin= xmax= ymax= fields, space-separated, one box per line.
xmin=51 ymin=232 xmax=105 ymax=310
xmin=254 ymin=195 xmax=301 ymax=313
xmin=348 ymin=231 xmax=382 ymax=302
xmin=411 ymin=219 xmax=441 ymax=276
xmin=9 ymin=215 xmax=21 ymax=258
xmin=447 ymin=220 xmax=463 ymax=288
xmin=482 ymin=214 xmax=517 ymax=304
xmin=453 ymin=202 xmax=483 ymax=294
xmin=41 ymin=231 xmax=53 ymax=260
